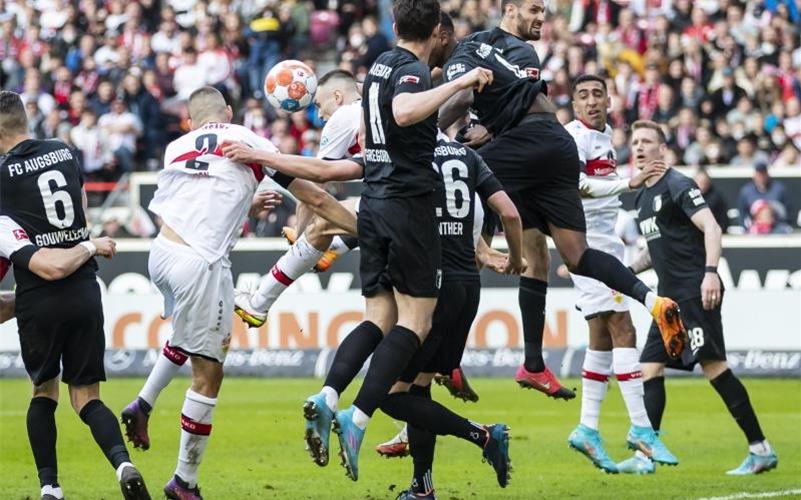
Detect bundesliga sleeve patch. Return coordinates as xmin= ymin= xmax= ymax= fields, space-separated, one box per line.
xmin=13 ymin=229 xmax=29 ymax=241
xmin=398 ymin=75 xmax=420 ymax=85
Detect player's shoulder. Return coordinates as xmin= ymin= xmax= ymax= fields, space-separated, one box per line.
xmin=327 ymin=100 xmax=362 ymax=127
xmin=664 ymin=168 xmax=696 ymax=191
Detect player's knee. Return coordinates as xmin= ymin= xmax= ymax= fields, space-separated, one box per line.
xmin=641 ymin=363 xmax=664 ymax=380
xmin=32 ymin=378 xmax=59 ymax=401
xmin=701 ymin=360 xmax=728 ymax=381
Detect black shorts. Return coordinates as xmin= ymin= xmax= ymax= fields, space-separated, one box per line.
xmin=400 ymin=280 xmax=481 ymax=382
xmin=358 ymin=193 xmax=441 ymax=298
xmin=15 ymin=279 xmax=106 ymax=386
xmin=640 ymin=294 xmax=726 ymax=371
xmin=478 ymin=114 xmax=586 ymax=235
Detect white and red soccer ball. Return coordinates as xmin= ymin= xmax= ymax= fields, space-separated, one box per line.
xmin=263 ymin=60 xmax=317 ymax=112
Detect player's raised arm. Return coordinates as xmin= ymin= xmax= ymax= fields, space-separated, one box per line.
xmin=392 ymin=67 xmax=492 ymax=127
xmin=438 ymin=89 xmax=474 ymax=131
xmin=286 ymin=179 xmax=358 ymax=235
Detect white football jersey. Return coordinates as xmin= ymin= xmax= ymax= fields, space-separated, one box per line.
xmin=149 ymin=123 xmax=283 ymax=264
xmin=565 ymin=120 xmax=621 ymax=235
xmin=317 ymin=100 xmax=362 ymax=160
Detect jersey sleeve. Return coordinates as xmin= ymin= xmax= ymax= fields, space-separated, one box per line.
xmin=668 ymin=173 xmax=708 ymax=218
xmin=442 ymin=43 xmax=479 ymax=82
xmin=473 ymin=154 xmax=503 ymax=200
xmin=0 ymin=216 xmax=37 ymax=271
xmin=392 ymin=61 xmax=429 ymax=97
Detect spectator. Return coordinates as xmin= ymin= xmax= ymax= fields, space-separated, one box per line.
xmin=694 ymin=168 xmax=729 ymax=232
xmin=98 ymin=98 xmax=142 ymax=175
xmin=784 ymin=97 xmax=801 ymax=151
xmin=731 ymin=136 xmax=771 ymax=167
xmin=710 ymin=68 xmax=747 ymax=120
xmin=25 ymin=100 xmax=45 ymax=139
xmin=738 ymin=163 xmax=795 ymax=228
xmin=122 ymin=72 xmax=164 ymax=164
xmin=90 ymin=79 xmax=116 ymax=116
xmin=173 ymin=47 xmax=203 ymax=100
xmin=70 ymin=109 xmax=109 ymax=178
xmin=747 ymin=200 xmax=792 ymax=235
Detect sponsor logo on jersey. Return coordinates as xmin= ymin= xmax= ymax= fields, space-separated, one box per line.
xmin=398 ymin=75 xmax=420 ymax=85
xmin=524 ymin=67 xmax=540 ymax=79
xmin=476 ymin=43 xmax=492 ymax=59
xmin=12 ymin=229 xmax=28 ymax=241
xmin=585 ymin=157 xmax=617 ymax=176
xmin=639 ymin=216 xmax=661 ymax=241
xmin=446 ymin=63 xmax=466 ymax=81
xmin=688 ymin=188 xmax=706 ymax=206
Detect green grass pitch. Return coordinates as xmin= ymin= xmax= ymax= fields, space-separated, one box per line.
xmin=1 ymin=377 xmax=799 ymax=499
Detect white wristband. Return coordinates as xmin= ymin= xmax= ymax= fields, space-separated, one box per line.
xmin=79 ymin=241 xmax=96 ymax=257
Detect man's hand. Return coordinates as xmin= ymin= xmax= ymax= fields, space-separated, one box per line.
xmin=477 ymin=245 xmax=508 ymax=272
xmin=502 ymin=255 xmax=527 ymax=276
xmin=463 ymin=124 xmax=491 ymax=148
xmin=455 ymin=68 xmax=493 ymax=93
xmin=701 ymin=272 xmax=722 ymax=310
xmin=629 ymin=160 xmax=668 ymax=189
xmin=221 ymin=141 xmax=266 ymax=165
xmin=249 ymin=191 xmax=283 ymax=218
xmin=91 ymin=237 xmax=117 ymax=258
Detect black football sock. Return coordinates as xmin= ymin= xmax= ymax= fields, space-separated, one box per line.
xmin=341 ymin=235 xmax=360 ymax=250
xmin=519 ymin=277 xmax=547 ymax=372
xmin=711 ymin=369 xmax=765 ymax=444
xmin=408 ymin=384 xmax=436 ymax=495
xmin=380 ymin=392 xmax=487 ymax=448
xmin=324 ymin=321 xmax=384 ymax=394
xmin=79 ymin=400 xmax=131 ymax=469
xmin=352 ymin=326 xmax=420 ymax=417
xmin=575 ymin=248 xmax=652 ymax=305
xmin=27 ymin=397 xmax=59 ymax=487
xmin=643 ymin=376 xmax=666 ymax=431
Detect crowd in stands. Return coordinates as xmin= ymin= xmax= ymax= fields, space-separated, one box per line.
xmin=0 ymin=0 xmax=797 ymax=236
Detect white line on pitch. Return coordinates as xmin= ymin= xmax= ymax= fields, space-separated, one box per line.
xmin=694 ymin=489 xmax=801 ymax=500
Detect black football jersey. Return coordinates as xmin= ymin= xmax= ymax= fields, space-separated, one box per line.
xmin=0 ymin=139 xmax=95 ymax=294
xmin=433 ymin=137 xmax=503 ymax=281
xmin=443 ymin=28 xmax=547 ymax=135
xmin=634 ymin=169 xmax=714 ymax=301
xmin=361 ymin=47 xmax=439 ymax=199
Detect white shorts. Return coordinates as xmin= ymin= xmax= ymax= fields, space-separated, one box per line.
xmin=569 ymin=231 xmax=630 ymax=319
xmin=148 ymin=235 xmax=233 ymax=362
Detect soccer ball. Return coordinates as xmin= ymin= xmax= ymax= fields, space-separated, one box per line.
xmin=264 ymin=60 xmax=317 ymax=112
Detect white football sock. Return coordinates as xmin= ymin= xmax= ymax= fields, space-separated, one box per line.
xmin=329 ymin=236 xmax=355 ymax=256
xmin=250 ymin=233 xmax=323 ymax=312
xmin=749 ymin=440 xmax=773 ymax=456
xmin=175 ymin=390 xmax=216 ymax=488
xmin=115 ymin=461 xmax=135 ymax=481
xmin=580 ymin=349 xmax=613 ymax=430
xmin=613 ymin=347 xmax=651 ymax=428
xmin=321 ymin=386 xmax=339 ymax=412
xmin=41 ymin=485 xmax=64 ymax=499
xmin=352 ymin=407 xmax=370 ymax=430
xmin=138 ymin=342 xmax=187 ymax=409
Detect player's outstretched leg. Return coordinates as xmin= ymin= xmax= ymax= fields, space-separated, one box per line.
xmin=282 ymin=226 xmax=358 ymax=273
xmin=76 ymin=394 xmax=151 ymax=499
xmin=554 ymin=226 xmax=688 ymax=360
xmin=707 ymin=366 xmax=778 ymax=475
xmin=165 ymin=388 xmax=217 ymax=499
xmin=376 ymin=424 xmax=409 ymax=458
xmin=235 ymin=232 xmax=326 ymax=327
xmin=122 ymin=341 xmax=188 ymax=451
xmin=568 ymin=350 xmax=617 ymax=473
xmin=303 ymin=320 xmax=384 ymax=466
xmin=380 ymin=392 xmax=512 ymax=488
xmin=434 ymin=367 xmax=479 ymax=402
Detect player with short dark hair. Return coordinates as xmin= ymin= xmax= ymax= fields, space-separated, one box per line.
xmin=0 ymin=90 xmax=151 ymax=500
xmin=440 ymin=0 xmax=687 ymax=401
xmin=562 ymin=77 xmax=677 ymax=475
xmin=328 ymin=0 xmax=497 ymax=482
xmin=629 ymin=120 xmax=778 ymax=475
